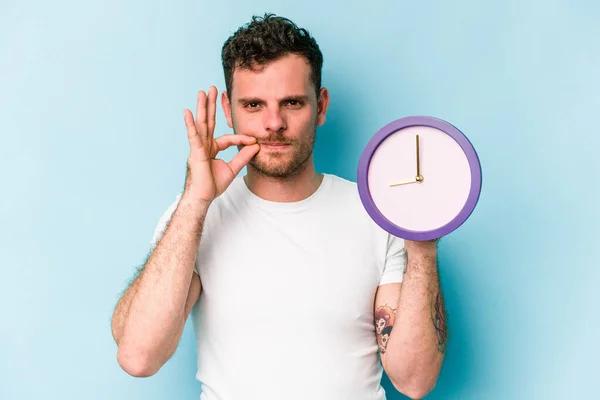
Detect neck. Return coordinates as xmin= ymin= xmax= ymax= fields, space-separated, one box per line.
xmin=243 ymin=157 xmax=323 ymax=203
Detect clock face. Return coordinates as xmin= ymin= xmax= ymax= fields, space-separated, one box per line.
xmin=357 ymin=116 xmax=482 ymax=241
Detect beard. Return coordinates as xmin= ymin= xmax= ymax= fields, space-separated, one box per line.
xmin=237 ymin=125 xmax=317 ymax=179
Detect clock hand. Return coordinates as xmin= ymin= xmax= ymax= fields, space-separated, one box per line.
xmin=389 ymin=177 xmax=418 ymax=187
xmin=416 ymin=134 xmax=424 ymax=183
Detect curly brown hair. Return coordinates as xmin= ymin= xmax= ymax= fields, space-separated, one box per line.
xmin=221 ymin=13 xmax=324 ymax=99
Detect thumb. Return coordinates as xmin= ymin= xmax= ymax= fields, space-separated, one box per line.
xmin=228 ymin=144 xmax=260 ymax=176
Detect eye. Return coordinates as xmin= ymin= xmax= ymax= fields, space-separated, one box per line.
xmin=285 ymin=99 xmax=303 ymax=107
xmin=245 ymin=102 xmax=260 ymax=109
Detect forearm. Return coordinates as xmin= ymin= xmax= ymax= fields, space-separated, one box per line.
xmin=385 ymin=242 xmax=447 ymax=397
xmin=114 ymin=193 xmax=209 ymax=372
xmin=112 ymin=273 xmax=141 ymax=345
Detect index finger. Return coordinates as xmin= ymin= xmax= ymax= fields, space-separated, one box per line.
xmin=215 ymin=134 xmax=258 ymax=151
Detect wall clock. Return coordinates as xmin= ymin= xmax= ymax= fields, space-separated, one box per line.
xmin=357 ymin=116 xmax=482 ymax=241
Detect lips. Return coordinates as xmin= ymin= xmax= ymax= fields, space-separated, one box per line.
xmin=259 ymin=142 xmax=291 ymax=150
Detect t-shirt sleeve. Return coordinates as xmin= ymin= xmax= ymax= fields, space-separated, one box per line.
xmin=149 ymin=194 xmax=201 ymax=276
xmin=379 ymin=233 xmax=406 ymax=286
xmin=150 ymin=194 xmax=182 ymax=250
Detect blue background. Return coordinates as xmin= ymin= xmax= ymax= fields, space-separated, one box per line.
xmin=1 ymin=0 xmax=598 ymax=399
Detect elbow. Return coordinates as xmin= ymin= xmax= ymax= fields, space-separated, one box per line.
xmin=390 ymin=376 xmax=438 ymax=400
xmin=397 ymin=386 xmax=434 ymax=400
xmin=117 ymin=345 xmax=160 ymax=378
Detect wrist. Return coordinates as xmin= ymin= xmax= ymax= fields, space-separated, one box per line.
xmin=404 ymin=239 xmax=438 ymax=260
xmin=179 ymin=191 xmax=212 ymax=217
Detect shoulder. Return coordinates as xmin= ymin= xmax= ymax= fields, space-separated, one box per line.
xmin=321 ymin=174 xmax=377 ymax=226
xmin=322 ymin=174 xmax=403 ymax=260
xmin=324 ymin=173 xmax=358 ymax=197
xmin=323 ymin=173 xmax=364 ymax=209
xmin=324 ymin=174 xmax=401 ymax=242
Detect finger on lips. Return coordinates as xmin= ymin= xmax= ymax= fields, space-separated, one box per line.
xmin=215 ymin=134 xmax=258 ymax=150
xmin=228 ymin=144 xmax=261 ymax=174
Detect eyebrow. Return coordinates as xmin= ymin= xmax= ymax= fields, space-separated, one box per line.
xmin=237 ymin=95 xmax=310 ymax=104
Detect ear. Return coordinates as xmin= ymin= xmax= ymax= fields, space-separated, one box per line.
xmin=221 ymin=91 xmax=234 ymax=129
xmin=316 ymin=87 xmax=330 ymax=126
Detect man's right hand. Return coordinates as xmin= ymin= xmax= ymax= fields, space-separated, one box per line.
xmin=183 ymin=85 xmax=259 ymax=205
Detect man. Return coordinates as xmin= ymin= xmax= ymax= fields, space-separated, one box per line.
xmin=111 ymin=13 xmax=447 ymax=400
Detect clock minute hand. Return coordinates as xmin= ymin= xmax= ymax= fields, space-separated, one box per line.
xmin=416 ymin=134 xmax=424 ymax=182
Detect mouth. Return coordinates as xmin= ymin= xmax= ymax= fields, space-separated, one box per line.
xmin=259 ymin=142 xmax=291 ymax=150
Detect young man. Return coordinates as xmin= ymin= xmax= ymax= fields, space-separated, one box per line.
xmin=111 ymin=13 xmax=447 ymax=400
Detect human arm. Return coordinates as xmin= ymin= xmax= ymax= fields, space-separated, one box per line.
xmin=111 ymin=86 xmax=259 ymax=377
xmin=111 ymin=195 xmax=207 ymax=377
xmin=374 ymin=239 xmax=447 ymax=399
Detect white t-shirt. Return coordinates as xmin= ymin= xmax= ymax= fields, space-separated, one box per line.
xmin=151 ymin=173 xmax=406 ymax=400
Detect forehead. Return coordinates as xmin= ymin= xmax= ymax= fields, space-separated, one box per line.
xmin=230 ymin=54 xmax=313 ymax=99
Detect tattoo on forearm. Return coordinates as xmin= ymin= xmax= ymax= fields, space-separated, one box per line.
xmin=374 ymin=304 xmax=397 ymax=354
xmin=432 ymin=291 xmax=448 ymax=353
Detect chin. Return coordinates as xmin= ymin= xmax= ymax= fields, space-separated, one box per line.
xmin=251 ymin=162 xmax=294 ymax=178
xmin=249 ymin=156 xmax=303 ymax=178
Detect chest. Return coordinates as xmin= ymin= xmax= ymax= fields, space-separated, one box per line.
xmin=196 ymin=212 xmax=382 ymax=337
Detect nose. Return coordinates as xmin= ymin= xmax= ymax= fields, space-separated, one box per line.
xmin=263 ymin=106 xmax=286 ymax=133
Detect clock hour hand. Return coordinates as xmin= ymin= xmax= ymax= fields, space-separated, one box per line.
xmin=388 ymin=177 xmax=418 ymax=187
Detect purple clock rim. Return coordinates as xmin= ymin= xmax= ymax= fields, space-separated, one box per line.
xmin=357 ymin=116 xmax=483 ymax=241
